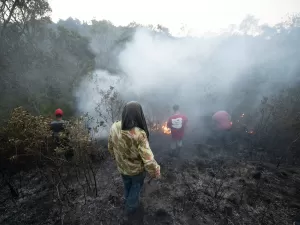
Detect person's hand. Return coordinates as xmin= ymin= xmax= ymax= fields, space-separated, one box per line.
xmin=154 ymin=168 xmax=161 ymax=179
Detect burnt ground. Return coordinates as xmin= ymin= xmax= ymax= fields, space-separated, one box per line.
xmin=1 ymin=133 xmax=300 ymax=225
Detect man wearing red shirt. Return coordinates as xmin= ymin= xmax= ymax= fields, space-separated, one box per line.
xmin=167 ymin=105 xmax=188 ymax=156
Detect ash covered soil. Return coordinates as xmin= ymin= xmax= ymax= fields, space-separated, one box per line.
xmin=1 ymin=134 xmax=300 ymax=225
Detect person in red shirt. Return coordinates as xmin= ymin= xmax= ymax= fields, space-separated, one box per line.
xmin=212 ymin=110 xmax=233 ymax=147
xmin=167 ymin=104 xmax=188 ymax=156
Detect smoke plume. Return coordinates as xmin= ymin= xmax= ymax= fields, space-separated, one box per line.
xmin=75 ymin=24 xmax=300 ymax=138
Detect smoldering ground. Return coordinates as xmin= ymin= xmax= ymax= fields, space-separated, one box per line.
xmin=1 ymin=132 xmax=300 ymax=225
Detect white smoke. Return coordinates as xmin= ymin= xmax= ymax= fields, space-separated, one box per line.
xmin=75 ymin=26 xmax=299 ymax=138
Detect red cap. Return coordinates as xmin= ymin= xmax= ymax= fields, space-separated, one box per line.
xmin=55 ymin=108 xmax=63 ymax=116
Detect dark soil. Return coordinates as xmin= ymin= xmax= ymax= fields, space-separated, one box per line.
xmin=1 ymin=133 xmax=300 ymax=225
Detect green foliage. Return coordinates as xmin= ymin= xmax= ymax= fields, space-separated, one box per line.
xmin=0 ymin=107 xmax=99 ymax=170
xmin=0 ymin=107 xmax=51 ymax=164
xmin=0 ymin=107 xmax=100 ymax=206
xmin=0 ymin=1 xmax=95 ymax=118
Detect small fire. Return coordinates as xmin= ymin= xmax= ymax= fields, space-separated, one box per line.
xmin=241 ymin=113 xmax=245 ymax=118
xmin=161 ymin=121 xmax=171 ymax=135
xmin=246 ymin=129 xmax=255 ymax=134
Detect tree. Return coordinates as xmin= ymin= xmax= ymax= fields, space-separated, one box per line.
xmin=0 ymin=1 xmax=95 ymax=118
xmin=95 ymin=86 xmax=125 ymax=130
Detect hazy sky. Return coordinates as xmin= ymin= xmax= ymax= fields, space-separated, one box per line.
xmin=48 ymin=0 xmax=300 ymax=35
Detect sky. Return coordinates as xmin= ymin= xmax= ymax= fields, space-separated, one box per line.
xmin=48 ymin=0 xmax=300 ymax=35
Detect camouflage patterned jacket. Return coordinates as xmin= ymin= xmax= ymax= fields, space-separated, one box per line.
xmin=108 ymin=121 xmax=160 ymax=177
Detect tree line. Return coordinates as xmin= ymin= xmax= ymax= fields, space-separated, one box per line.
xmin=1 ymin=1 xmax=300 ymax=157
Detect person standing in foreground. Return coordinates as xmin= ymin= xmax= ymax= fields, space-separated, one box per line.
xmin=212 ymin=110 xmax=233 ymax=147
xmin=108 ymin=101 xmax=161 ymax=216
xmin=167 ymin=104 xmax=188 ymax=157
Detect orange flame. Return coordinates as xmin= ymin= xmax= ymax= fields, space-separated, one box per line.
xmin=161 ymin=121 xmax=171 ymax=135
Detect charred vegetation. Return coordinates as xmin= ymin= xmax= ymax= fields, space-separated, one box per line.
xmin=1 ymin=84 xmax=300 ymax=224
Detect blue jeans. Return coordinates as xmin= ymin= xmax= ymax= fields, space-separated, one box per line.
xmin=121 ymin=171 xmax=146 ymax=213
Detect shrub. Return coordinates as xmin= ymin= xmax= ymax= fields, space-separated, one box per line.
xmin=0 ymin=107 xmax=52 ymax=169
xmin=0 ymin=107 xmax=101 ymax=171
xmin=237 ymin=86 xmax=300 ymax=165
xmin=0 ymin=107 xmax=100 ymax=202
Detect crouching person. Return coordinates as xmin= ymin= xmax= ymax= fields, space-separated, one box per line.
xmin=212 ymin=110 xmax=233 ymax=147
xmin=108 ymin=101 xmax=161 ymax=217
